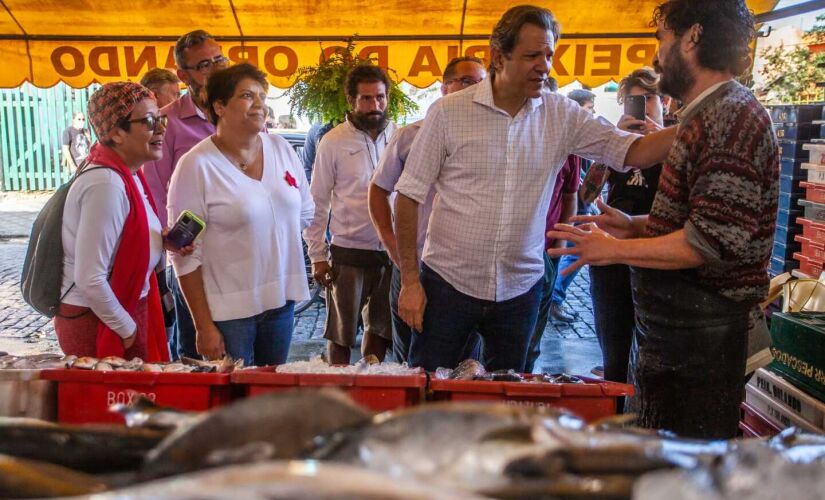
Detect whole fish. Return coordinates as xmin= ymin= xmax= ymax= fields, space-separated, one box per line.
xmin=315 ymin=402 xmax=576 ymax=491
xmin=83 ymin=460 xmax=482 ymax=499
xmin=0 ymin=453 xmax=106 ymax=498
xmin=141 ymin=389 xmax=371 ymax=478
xmin=110 ymin=396 xmax=198 ymax=429
xmin=0 ymin=420 xmax=167 ymax=472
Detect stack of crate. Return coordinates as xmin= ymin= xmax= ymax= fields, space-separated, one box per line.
xmin=790 ymin=104 xmax=825 ymax=277
xmin=741 ymin=312 xmax=825 ymax=438
xmin=769 ymin=104 xmax=824 ymax=276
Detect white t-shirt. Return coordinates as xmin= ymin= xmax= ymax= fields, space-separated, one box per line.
xmin=167 ymin=132 xmax=314 ymax=322
xmin=61 ymin=167 xmax=163 ymax=338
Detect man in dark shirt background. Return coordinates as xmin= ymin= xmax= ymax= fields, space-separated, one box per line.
xmin=61 ymin=111 xmax=91 ymax=173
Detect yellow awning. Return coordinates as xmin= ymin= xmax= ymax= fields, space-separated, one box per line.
xmin=0 ymin=0 xmax=779 ymax=89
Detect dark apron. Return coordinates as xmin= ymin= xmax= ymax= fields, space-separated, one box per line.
xmin=627 ymin=267 xmax=750 ymax=439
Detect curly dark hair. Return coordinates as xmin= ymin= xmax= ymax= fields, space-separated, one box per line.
xmin=345 ymin=64 xmax=391 ymax=100
xmin=652 ymin=0 xmax=755 ymax=75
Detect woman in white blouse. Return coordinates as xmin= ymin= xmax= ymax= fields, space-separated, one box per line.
xmin=56 ymin=82 xmax=183 ymax=361
xmin=168 ymin=64 xmax=314 ymax=365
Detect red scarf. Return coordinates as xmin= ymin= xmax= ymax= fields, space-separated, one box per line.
xmin=86 ymin=144 xmax=170 ymax=362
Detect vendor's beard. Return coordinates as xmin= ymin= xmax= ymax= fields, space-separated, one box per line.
xmin=350 ymin=110 xmax=389 ymax=133
xmin=655 ymin=43 xmax=695 ymax=101
xmin=189 ymin=82 xmax=207 ymax=109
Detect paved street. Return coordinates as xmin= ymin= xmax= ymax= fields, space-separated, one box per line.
xmin=0 ymin=195 xmax=601 ymax=374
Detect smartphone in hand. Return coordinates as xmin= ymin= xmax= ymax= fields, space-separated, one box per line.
xmin=624 ymin=95 xmax=646 ymax=130
xmin=166 ymin=210 xmax=205 ymax=250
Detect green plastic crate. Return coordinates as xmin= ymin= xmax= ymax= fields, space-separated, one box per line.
xmin=768 ymin=312 xmax=825 ymax=402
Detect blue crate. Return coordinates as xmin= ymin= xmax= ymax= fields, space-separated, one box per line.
xmin=775 ymin=223 xmax=802 ymax=246
xmin=779 ymin=140 xmax=807 ymax=160
xmin=778 ymin=191 xmax=802 ymax=212
xmin=770 ymin=104 xmax=824 ymax=124
xmin=780 ymin=157 xmax=806 ymax=178
xmin=780 ymin=174 xmax=804 ymax=195
xmin=773 ymin=238 xmax=800 ymax=260
xmin=770 ymin=255 xmax=799 ymax=275
xmin=777 ymin=208 xmax=802 ymax=228
xmin=774 ymin=123 xmax=822 ymax=141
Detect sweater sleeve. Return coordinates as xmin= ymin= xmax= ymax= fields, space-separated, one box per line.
xmin=686 ymin=149 xmax=764 ymax=267
xmin=72 ymin=176 xmax=136 ymax=338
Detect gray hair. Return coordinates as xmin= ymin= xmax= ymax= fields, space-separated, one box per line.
xmin=174 ymin=30 xmax=214 ymax=69
xmin=489 ymin=5 xmax=561 ymax=76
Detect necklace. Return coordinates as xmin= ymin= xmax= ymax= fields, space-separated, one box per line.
xmin=213 ymin=136 xmax=259 ymax=172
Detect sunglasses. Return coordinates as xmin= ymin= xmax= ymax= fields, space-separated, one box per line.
xmin=124 ymin=114 xmax=168 ymax=133
xmin=184 ymin=55 xmax=229 ymax=73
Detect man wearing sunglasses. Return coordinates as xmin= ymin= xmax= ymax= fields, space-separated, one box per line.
xmin=141 ymin=29 xmax=228 ymax=360
xmin=61 ymin=111 xmax=91 ymax=173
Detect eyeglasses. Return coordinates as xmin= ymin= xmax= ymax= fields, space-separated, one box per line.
xmin=124 ymin=114 xmax=168 ymax=132
xmin=183 ymin=55 xmax=229 ymax=73
xmin=445 ymin=76 xmax=483 ymax=87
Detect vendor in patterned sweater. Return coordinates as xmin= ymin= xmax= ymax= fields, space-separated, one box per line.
xmin=548 ymin=0 xmax=778 ymax=440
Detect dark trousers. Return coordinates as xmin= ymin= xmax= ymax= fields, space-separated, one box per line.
xmin=589 ymin=264 xmax=635 ymax=384
xmin=626 ymin=267 xmax=749 ymax=439
xmin=408 ymin=264 xmax=542 ymax=372
xmin=525 ymin=253 xmax=558 ymax=373
xmin=168 ymin=267 xmax=199 ymax=360
xmin=390 ymin=266 xmax=483 ymax=364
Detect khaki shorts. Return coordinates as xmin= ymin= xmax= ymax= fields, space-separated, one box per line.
xmin=324 ymin=263 xmax=392 ymax=347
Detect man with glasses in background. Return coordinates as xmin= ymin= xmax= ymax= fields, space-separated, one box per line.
xmin=61 ymin=111 xmax=91 ymax=173
xmin=142 ymin=29 xmax=228 ymax=360
xmin=368 ymin=56 xmax=486 ymax=363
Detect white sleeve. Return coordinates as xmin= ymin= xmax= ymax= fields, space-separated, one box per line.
xmin=303 ymin=137 xmax=335 ymax=263
xmin=566 ymin=100 xmax=640 ymax=172
xmin=395 ymin=104 xmax=446 ymax=204
xmin=72 ymin=180 xmax=136 ymax=338
xmin=371 ymin=129 xmax=406 ymax=192
xmin=167 ymin=152 xmax=207 ymax=277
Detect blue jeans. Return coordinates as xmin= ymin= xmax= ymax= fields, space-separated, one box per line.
xmin=214 ymin=302 xmax=295 ymax=366
xmin=525 ymin=253 xmax=558 ymax=373
xmin=168 ymin=268 xmax=198 ymax=360
xmin=551 ymin=245 xmax=580 ymax=305
xmin=408 ymin=264 xmax=541 ymax=372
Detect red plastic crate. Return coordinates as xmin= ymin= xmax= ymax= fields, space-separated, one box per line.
xmin=795 ymin=234 xmax=825 ymax=261
xmin=801 ymin=182 xmax=825 ymax=204
xmin=231 ymin=368 xmax=426 ymax=413
xmin=40 ymin=369 xmax=234 ymax=424
xmin=798 ymin=217 xmax=825 ymax=245
xmin=739 ymin=420 xmax=761 ymax=438
xmin=740 ymin=401 xmax=782 ymax=438
xmin=428 ymin=375 xmax=634 ymax=421
xmin=793 ymin=251 xmax=824 ymax=278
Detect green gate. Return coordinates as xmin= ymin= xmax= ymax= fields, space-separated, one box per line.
xmin=0 ymin=83 xmax=99 ymax=192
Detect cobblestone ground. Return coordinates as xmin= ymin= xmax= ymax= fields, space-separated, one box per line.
xmin=0 ymin=201 xmax=601 ymax=373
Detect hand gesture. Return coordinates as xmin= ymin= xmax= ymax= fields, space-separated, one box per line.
xmin=568 ymin=199 xmax=635 ymax=239
xmin=545 ymin=223 xmax=619 ymax=276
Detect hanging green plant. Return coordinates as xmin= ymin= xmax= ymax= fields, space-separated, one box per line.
xmin=285 ymin=38 xmax=418 ymax=125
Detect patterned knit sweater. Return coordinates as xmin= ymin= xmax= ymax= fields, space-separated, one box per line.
xmin=644 ymin=81 xmax=779 ymax=304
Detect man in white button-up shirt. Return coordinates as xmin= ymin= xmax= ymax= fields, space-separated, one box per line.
xmin=394 ymin=5 xmax=677 ymax=372
xmin=304 ymin=65 xmax=397 ymax=364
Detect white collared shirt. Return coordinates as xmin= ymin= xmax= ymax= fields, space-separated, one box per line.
xmin=395 ymin=79 xmax=639 ymax=302
xmin=304 ymin=119 xmax=397 ymax=263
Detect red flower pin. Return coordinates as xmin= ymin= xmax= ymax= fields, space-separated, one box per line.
xmin=284 ymin=171 xmax=298 ymax=188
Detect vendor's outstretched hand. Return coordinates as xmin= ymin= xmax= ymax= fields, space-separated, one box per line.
xmin=546 ymin=222 xmax=620 ymax=276
xmin=568 ymin=199 xmax=635 ymax=239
